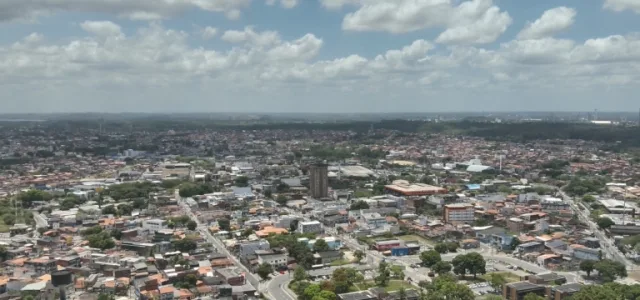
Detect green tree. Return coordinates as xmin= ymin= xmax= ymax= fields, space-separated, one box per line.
xmin=117 ymin=203 xmax=133 ymax=216
xmin=579 ymin=260 xmax=596 ymax=277
xmin=420 ymin=250 xmax=442 ymax=267
xmin=172 ymin=238 xmax=197 ymax=252
xmin=523 ymin=293 xmax=545 ymax=300
xmin=594 ymin=259 xmax=627 ymax=282
xmin=446 ymin=242 xmax=459 ymax=252
xmin=186 ymin=220 xmax=197 ymax=231
xmin=397 ymin=287 xmax=407 ymax=300
xmin=432 ymin=261 xmax=452 ymax=275
xmin=234 ymin=176 xmax=249 ymax=187
xmin=264 ymin=189 xmax=272 ymax=198
xmin=0 ymin=245 xmax=8 ymax=261
xmin=582 ymin=195 xmax=596 ymax=203
xmin=218 ymin=218 xmax=231 ymax=231
xmin=597 ymin=217 xmax=615 ymax=229
xmin=332 ymin=267 xmax=362 ymax=294
xmin=276 ymin=195 xmax=288 ymax=206
xmin=97 ymin=294 xmax=114 ymax=300
xmin=354 ymin=250 xmax=365 ymax=263
xmin=391 ymin=265 xmax=405 ymax=280
xmin=302 ymin=284 xmax=321 ymax=300
xmin=313 ymin=239 xmax=330 ymax=252
xmin=568 ymin=284 xmax=619 ymax=300
xmin=257 ymin=263 xmax=274 ymax=280
xmin=451 ymin=253 xmax=486 ymax=278
xmin=2 ymin=215 xmax=15 ymax=226
xmin=86 ymin=232 xmax=115 ymax=250
xmin=375 ymin=261 xmax=390 ymax=287
xmin=465 ymin=253 xmax=486 ymax=278
xmin=17 ymin=190 xmax=53 ymax=208
xmin=434 ymin=243 xmax=448 ymax=254
xmin=349 ymin=200 xmax=370 ymax=210
xmin=110 ymin=229 xmax=123 ymax=240
xmin=488 ymin=273 xmax=507 ymax=293
xmin=452 ymin=254 xmax=467 ymax=277
xmin=101 ymin=205 xmax=117 ymax=215
xmin=293 ymin=266 xmax=308 ymax=282
xmin=60 ymin=197 xmax=78 ymax=210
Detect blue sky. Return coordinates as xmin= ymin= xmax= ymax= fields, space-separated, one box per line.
xmin=1 ymin=0 xmax=640 ymax=113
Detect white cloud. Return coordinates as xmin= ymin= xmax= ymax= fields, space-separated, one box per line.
xmin=341 ymin=0 xmax=453 ymax=34
xmin=221 ymin=27 xmax=282 ymax=47
xmin=0 ymin=0 xmax=252 ymax=22
xmin=2 ymin=22 xmax=640 ymax=112
xmin=23 ymin=33 xmax=44 ymax=44
xmin=436 ymin=1 xmax=512 ymax=45
xmin=340 ymin=0 xmax=511 ymax=44
xmin=517 ymin=7 xmax=577 ymax=40
xmin=604 ymin=0 xmax=640 ymax=14
xmin=320 ymin=0 xmax=360 ymax=10
xmin=80 ymin=21 xmax=123 ymax=37
xmin=266 ymin=0 xmax=298 ymax=8
xmin=202 ymin=27 xmax=218 ymax=40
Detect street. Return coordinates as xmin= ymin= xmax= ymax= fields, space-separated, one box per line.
xmin=557 ymin=188 xmax=634 ymax=269
xmin=176 ymin=190 xmax=262 ymax=291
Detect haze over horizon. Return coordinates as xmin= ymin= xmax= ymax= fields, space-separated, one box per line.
xmin=2 ymin=0 xmax=640 ymax=113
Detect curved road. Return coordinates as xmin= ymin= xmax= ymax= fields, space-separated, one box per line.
xmin=268 ymin=273 xmax=296 ymax=300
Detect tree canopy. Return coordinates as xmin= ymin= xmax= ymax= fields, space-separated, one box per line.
xmin=452 ymin=253 xmax=486 ymax=278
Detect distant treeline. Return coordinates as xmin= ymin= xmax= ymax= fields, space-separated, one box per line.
xmin=13 ymin=119 xmax=640 ymax=151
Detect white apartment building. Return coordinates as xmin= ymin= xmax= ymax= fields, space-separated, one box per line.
xmin=443 ymin=203 xmax=475 ymax=224
xmin=256 ymin=251 xmax=288 ymax=269
xmin=298 ymin=220 xmax=323 ymax=234
xmin=143 ymin=219 xmax=168 ymax=232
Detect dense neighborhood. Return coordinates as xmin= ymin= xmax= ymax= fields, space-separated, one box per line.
xmin=1 ymin=119 xmax=640 ymax=300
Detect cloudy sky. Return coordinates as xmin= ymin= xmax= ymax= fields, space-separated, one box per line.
xmin=1 ymin=0 xmax=640 ymax=113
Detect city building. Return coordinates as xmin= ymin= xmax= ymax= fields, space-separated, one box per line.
xmin=503 ymin=282 xmax=546 ymax=300
xmin=384 ymin=180 xmax=447 ymax=197
xmin=443 ymin=203 xmax=475 ymax=224
xmin=548 ymin=283 xmax=583 ymax=300
xmin=374 ymin=240 xmax=403 ymax=251
xmin=298 ymin=220 xmax=323 ymax=234
xmin=309 ymin=163 xmax=329 ymax=199
xmin=255 ymin=250 xmax=288 ymax=270
xmin=142 ymin=219 xmax=168 ymax=232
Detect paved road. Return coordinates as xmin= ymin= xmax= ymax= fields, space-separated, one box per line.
xmin=556 ymin=187 xmax=635 ymax=269
xmin=267 ymin=273 xmax=297 ymax=300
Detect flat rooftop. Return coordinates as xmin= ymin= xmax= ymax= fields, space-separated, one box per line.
xmin=507 ymin=281 xmax=544 ymax=292
xmin=385 ymin=180 xmax=446 ymax=195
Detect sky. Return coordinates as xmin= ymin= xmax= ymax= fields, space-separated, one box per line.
xmin=1 ymin=0 xmax=640 ymax=113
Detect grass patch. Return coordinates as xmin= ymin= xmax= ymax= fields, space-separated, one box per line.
xmin=0 ymin=223 xmax=10 ymax=233
xmin=480 ymin=272 xmax=521 ymax=283
xmin=397 ymin=234 xmax=434 ymax=246
xmin=330 ymin=259 xmax=352 ymax=266
xmin=353 ymin=280 xmax=414 ymax=292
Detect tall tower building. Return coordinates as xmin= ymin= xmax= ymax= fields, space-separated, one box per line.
xmin=309 ymin=163 xmax=329 ymax=199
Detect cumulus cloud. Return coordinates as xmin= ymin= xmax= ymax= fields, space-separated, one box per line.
xmin=340 ymin=0 xmax=511 ymax=44
xmin=517 ymin=7 xmax=577 ymax=40
xmin=265 ymin=0 xmax=298 ymax=8
xmin=80 ymin=21 xmax=123 ymax=37
xmin=2 ymin=21 xmax=640 ymax=112
xmin=0 ymin=0 xmax=252 ymax=22
xmin=604 ymin=0 xmax=640 ymax=14
xmin=436 ymin=1 xmax=512 ymax=45
xmin=201 ymin=27 xmax=218 ymax=40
